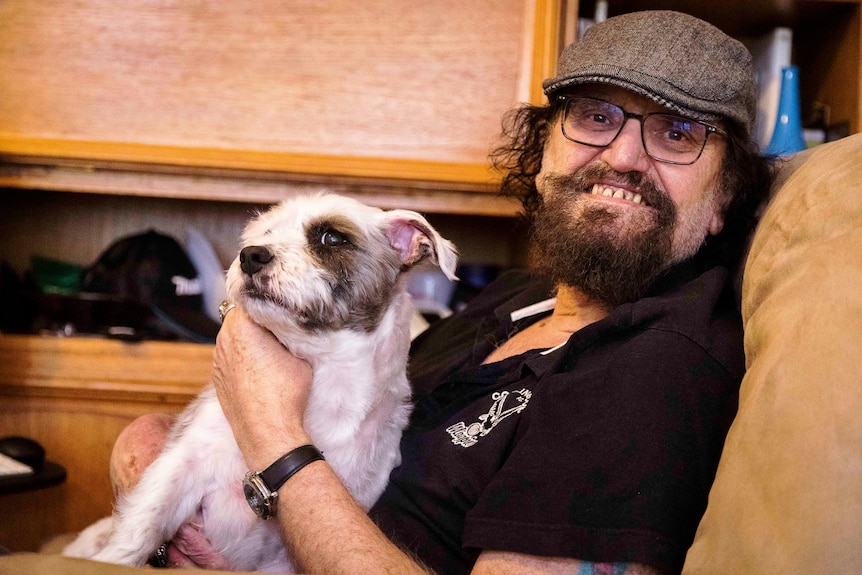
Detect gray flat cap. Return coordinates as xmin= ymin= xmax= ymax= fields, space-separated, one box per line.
xmin=543 ymin=11 xmax=756 ymax=138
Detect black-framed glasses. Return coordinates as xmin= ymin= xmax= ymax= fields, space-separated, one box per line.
xmin=557 ymin=95 xmax=725 ymax=165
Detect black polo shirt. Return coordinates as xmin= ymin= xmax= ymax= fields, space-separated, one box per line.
xmin=369 ymin=254 xmax=743 ymax=574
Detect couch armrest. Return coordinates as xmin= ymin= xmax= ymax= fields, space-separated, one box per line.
xmin=683 ymin=134 xmax=862 ymax=573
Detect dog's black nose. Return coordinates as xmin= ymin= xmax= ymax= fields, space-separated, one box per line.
xmin=240 ymin=246 xmax=274 ymax=276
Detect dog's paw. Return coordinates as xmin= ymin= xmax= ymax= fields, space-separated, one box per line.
xmin=60 ymin=516 xmax=113 ymax=559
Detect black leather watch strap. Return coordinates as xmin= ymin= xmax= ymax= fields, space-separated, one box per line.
xmin=259 ymin=444 xmax=325 ymax=492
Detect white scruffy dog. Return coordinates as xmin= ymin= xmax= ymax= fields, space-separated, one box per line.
xmin=63 ymin=192 xmax=457 ymax=572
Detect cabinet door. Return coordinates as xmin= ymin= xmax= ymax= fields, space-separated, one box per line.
xmin=0 ymin=0 xmax=560 ymax=186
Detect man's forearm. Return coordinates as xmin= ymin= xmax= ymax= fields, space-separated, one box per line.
xmin=274 ymin=458 xmax=432 ymax=575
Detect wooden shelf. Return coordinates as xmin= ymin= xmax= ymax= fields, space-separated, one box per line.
xmin=0 ymin=333 xmax=210 ymax=406
xmin=578 ymin=0 xmax=859 ymax=37
xmin=0 ymin=150 xmax=521 ymax=218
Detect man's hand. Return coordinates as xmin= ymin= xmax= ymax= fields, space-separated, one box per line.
xmin=163 ymin=520 xmax=232 ymax=570
xmin=212 ymin=307 xmax=314 ymax=471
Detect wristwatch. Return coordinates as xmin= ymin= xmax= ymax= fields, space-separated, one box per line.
xmin=242 ymin=444 xmax=325 ymax=520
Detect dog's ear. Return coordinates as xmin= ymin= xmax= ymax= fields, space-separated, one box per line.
xmin=384 ymin=210 xmax=458 ymax=280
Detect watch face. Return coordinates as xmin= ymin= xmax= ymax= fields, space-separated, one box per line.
xmin=243 ymin=474 xmax=274 ymax=519
xmin=244 ymin=483 xmax=265 ymax=513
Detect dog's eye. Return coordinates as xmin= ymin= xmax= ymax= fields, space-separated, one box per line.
xmin=320 ymin=229 xmax=347 ymax=247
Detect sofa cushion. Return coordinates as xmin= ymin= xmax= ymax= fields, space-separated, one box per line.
xmin=683 ymin=133 xmax=862 ymax=573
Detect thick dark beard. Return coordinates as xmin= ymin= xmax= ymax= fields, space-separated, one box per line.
xmin=530 ymin=166 xmax=677 ymax=309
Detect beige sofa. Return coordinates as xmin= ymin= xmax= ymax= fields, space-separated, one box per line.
xmin=683 ymin=132 xmax=862 ymax=573
xmin=2 ymin=134 xmax=861 ymax=574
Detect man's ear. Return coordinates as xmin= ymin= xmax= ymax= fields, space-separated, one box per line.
xmin=709 ymin=212 xmax=725 ymax=236
xmin=384 ymin=210 xmax=458 ymax=280
xmin=708 ymin=184 xmax=732 ymax=236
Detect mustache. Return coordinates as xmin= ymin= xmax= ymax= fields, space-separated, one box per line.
xmin=539 ymin=164 xmax=672 ymax=212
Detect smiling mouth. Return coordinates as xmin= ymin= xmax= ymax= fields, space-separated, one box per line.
xmin=589 ymin=183 xmax=648 ymax=206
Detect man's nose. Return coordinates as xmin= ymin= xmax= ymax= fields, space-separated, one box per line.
xmin=600 ymin=118 xmax=650 ymax=172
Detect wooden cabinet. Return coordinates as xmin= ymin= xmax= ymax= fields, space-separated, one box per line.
xmin=0 ymin=335 xmax=208 ymax=551
xmin=0 ymin=0 xmax=560 ymax=212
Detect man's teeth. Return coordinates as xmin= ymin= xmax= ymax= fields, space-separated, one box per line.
xmin=590 ymin=184 xmax=644 ymax=205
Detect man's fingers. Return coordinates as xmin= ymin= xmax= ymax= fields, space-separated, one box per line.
xmin=168 ymin=522 xmax=232 ymax=570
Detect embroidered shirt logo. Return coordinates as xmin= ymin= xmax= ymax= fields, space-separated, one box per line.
xmin=446 ymin=388 xmax=532 ymax=448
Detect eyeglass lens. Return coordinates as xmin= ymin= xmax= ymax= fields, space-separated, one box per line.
xmin=562 ymin=97 xmax=709 ymax=164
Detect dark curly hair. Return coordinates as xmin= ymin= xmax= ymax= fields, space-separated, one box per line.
xmin=490 ymin=100 xmax=776 ymax=268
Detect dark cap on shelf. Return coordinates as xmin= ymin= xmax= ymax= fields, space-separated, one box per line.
xmin=81 ymin=230 xmax=220 ymax=343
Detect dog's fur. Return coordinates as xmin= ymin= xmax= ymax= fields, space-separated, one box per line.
xmin=62 ymin=192 xmax=457 ymax=572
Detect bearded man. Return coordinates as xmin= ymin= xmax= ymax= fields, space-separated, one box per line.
xmin=107 ymin=10 xmax=773 ymax=575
